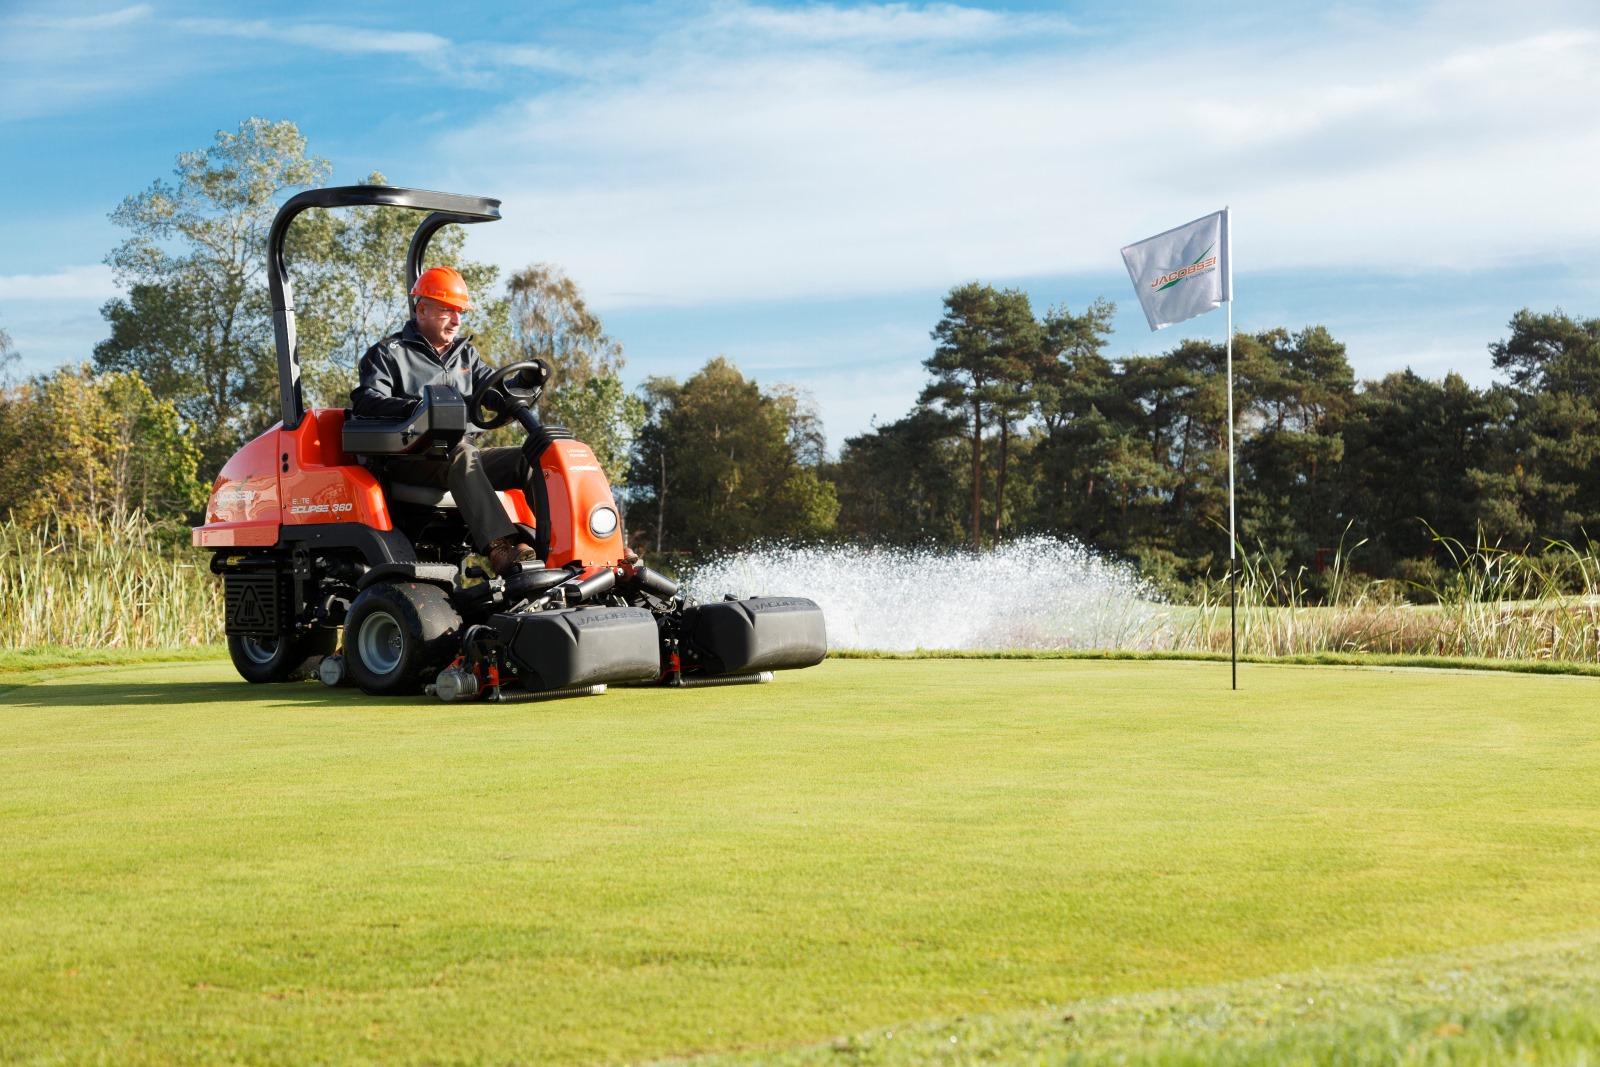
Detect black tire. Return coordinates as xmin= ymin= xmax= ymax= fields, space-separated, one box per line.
xmin=227 ymin=628 xmax=338 ymax=684
xmin=343 ymin=582 xmax=461 ymax=696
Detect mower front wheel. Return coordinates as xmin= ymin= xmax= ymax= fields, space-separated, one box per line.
xmin=343 ymin=581 xmax=461 ymax=696
xmin=227 ymin=629 xmax=337 ymax=684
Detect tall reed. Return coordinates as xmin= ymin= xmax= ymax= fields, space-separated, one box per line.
xmin=1174 ymin=529 xmax=1600 ymax=662
xmin=0 ymin=511 xmax=221 ymax=650
xmin=8 ymin=507 xmax=1600 ymax=664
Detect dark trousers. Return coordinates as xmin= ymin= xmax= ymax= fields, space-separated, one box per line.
xmin=382 ymin=440 xmax=531 ymax=553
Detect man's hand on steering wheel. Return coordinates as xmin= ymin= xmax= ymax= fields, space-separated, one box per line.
xmin=469 ymin=359 xmax=550 ymax=430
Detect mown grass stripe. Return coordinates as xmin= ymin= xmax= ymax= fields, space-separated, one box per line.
xmin=832 ymin=646 xmax=1600 ymax=677
xmin=676 ymin=931 xmax=1600 ymax=1066
xmin=3 ymin=658 xmax=1599 ymax=1064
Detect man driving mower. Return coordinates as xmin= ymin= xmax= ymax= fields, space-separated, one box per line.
xmin=351 ymin=265 xmax=540 ymax=577
xmin=197 ymin=182 xmax=826 ymax=697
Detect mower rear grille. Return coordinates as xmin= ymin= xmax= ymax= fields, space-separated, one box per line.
xmin=225 ymin=571 xmax=284 ymax=636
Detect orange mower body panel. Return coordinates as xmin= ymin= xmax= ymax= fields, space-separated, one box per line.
xmin=539 ymin=438 xmax=625 ymax=568
xmin=193 ymin=408 xmax=537 ymax=549
xmin=192 ymin=429 xmax=284 ymax=548
xmin=280 ymin=408 xmax=391 ymax=529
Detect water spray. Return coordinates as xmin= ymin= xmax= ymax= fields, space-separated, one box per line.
xmin=684 ymin=536 xmax=1177 ymax=653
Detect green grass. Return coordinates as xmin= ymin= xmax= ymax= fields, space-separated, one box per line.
xmin=4 ymin=657 xmax=1600 ymax=1064
xmin=0 ymin=642 xmax=224 ymax=675
xmin=688 ymin=932 xmax=1600 ymax=1065
xmin=834 ymin=645 xmax=1600 ymax=677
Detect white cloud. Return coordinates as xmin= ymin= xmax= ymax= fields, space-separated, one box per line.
xmin=434 ymin=2 xmax=1600 ymax=312
xmin=0 ymin=267 xmax=120 ymax=376
xmin=176 ymin=17 xmax=449 ymax=55
xmin=487 ymin=43 xmax=588 ymax=75
xmin=0 ymin=3 xmax=175 ymax=122
xmin=708 ymin=1 xmax=1076 ymax=44
xmin=6 ymin=0 xmax=1597 ymax=446
xmin=0 ymin=7 xmax=471 ymax=123
xmin=8 ymin=4 xmax=152 ymax=31
xmin=0 ymin=264 xmax=120 ymax=301
xmin=806 ymin=358 xmax=929 ymax=449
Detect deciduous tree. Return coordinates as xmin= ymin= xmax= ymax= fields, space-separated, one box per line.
xmin=505 ymin=264 xmax=642 ymax=481
xmin=0 ymin=364 xmax=204 ymax=526
xmin=628 ymin=358 xmax=836 ymax=556
xmin=94 ymin=118 xmax=330 ymax=474
xmin=0 ymin=323 xmax=16 ymax=384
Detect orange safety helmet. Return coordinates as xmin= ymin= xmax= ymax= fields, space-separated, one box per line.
xmin=411 ymin=265 xmax=471 ymax=311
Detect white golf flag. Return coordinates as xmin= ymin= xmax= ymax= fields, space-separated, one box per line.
xmin=1120 ymin=209 xmax=1230 ymax=331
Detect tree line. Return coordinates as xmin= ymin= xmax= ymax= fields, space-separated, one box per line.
xmin=2 ymin=118 xmax=1597 ymax=596
xmin=825 ymin=294 xmax=1600 ymax=589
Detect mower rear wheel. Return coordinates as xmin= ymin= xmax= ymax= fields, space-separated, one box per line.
xmin=343 ymin=581 xmax=461 ymax=696
xmin=227 ymin=628 xmax=337 ymax=684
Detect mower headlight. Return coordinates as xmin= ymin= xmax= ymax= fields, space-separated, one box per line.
xmin=589 ymin=504 xmax=619 ymax=539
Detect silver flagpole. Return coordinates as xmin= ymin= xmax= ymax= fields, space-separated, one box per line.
xmin=1225 ymin=207 xmax=1236 ymax=691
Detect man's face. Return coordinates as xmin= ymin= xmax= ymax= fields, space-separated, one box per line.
xmin=415 ymin=297 xmax=463 ymax=351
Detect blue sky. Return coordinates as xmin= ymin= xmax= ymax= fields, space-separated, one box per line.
xmin=2 ymin=0 xmax=1598 ymax=452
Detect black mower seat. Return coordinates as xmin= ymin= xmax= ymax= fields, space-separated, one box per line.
xmin=387 ymin=483 xmax=457 ymax=508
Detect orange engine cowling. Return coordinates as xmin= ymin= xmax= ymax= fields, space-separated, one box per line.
xmin=539 ymin=438 xmax=625 ymax=568
xmin=192 ymin=426 xmax=284 ymax=548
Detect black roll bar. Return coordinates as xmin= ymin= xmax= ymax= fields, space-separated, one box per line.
xmin=406 ymin=211 xmax=493 ymax=306
xmin=266 ymin=185 xmax=501 ymax=431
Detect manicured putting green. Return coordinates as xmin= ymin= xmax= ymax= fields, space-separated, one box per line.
xmin=3 ymin=658 xmax=1598 ymax=1064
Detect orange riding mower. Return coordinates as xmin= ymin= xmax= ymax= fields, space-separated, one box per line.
xmin=194 ymin=185 xmax=825 ymax=701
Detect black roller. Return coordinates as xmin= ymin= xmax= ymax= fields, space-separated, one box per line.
xmin=683 ymin=596 xmax=827 ymax=675
xmin=491 ymin=605 xmax=660 ymax=691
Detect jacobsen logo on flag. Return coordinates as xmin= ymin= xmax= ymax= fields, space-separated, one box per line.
xmin=1121 ymin=209 xmax=1230 ymax=331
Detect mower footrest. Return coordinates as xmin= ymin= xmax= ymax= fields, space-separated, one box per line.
xmin=491 ymin=606 xmax=661 ymax=691
xmin=685 ymin=597 xmax=827 ymax=675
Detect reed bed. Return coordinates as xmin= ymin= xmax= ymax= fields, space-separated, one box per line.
xmin=7 ymin=508 xmax=1600 ymax=665
xmin=0 ymin=511 xmax=220 ymax=650
xmin=1176 ymin=532 xmax=1600 ymax=662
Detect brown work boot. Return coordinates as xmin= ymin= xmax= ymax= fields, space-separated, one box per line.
xmin=487 ymin=537 xmax=541 ymax=576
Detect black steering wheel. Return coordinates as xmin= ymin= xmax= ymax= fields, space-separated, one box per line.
xmin=469 ymin=359 xmax=550 ymax=430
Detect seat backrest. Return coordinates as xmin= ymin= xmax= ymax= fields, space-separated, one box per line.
xmin=305 ymin=408 xmax=354 ymax=466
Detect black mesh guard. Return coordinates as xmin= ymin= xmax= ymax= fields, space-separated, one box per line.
xmin=225 ymin=572 xmax=283 ymax=636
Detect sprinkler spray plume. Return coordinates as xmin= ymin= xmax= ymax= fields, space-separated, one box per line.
xmin=685 ymin=537 xmax=1169 ymax=653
